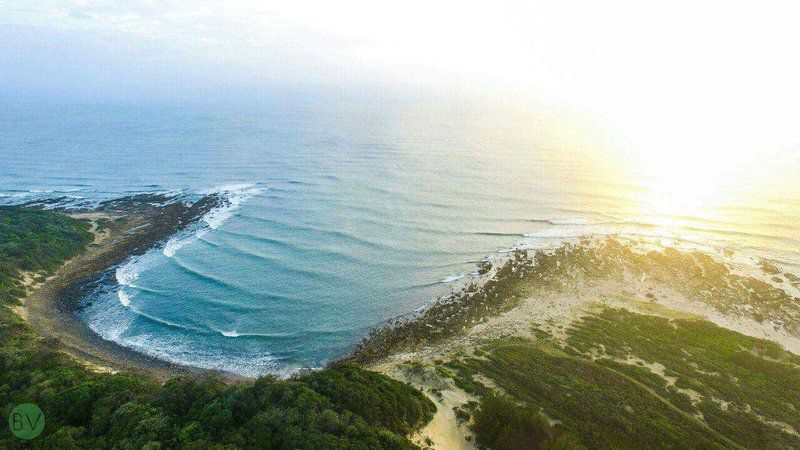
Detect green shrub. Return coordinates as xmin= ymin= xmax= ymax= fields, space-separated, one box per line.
xmin=473 ymin=395 xmax=581 ymax=450
xmin=0 ymin=208 xmax=435 ymax=449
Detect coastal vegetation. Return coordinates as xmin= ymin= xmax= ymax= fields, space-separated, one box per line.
xmin=4 ymin=205 xmax=800 ymax=449
xmin=353 ymin=239 xmax=800 ymax=363
xmin=433 ymin=308 xmax=800 ymax=449
xmin=471 ymin=395 xmax=582 ymax=450
xmin=358 ymin=236 xmax=800 ymax=448
xmin=0 ymin=206 xmax=93 ymax=304
xmin=1 ymin=207 xmax=435 ymax=448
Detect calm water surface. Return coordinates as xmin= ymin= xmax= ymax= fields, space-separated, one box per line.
xmin=2 ymin=99 xmax=798 ymax=375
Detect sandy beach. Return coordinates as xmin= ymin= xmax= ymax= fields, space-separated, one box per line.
xmin=15 ymin=195 xmax=230 ymax=381
xmin=5 ymin=203 xmax=800 ymax=448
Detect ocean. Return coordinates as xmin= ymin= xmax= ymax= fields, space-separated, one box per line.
xmin=2 ymin=98 xmax=799 ymax=376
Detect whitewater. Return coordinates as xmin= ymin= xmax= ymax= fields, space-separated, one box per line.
xmin=2 ymin=99 xmax=798 ymax=376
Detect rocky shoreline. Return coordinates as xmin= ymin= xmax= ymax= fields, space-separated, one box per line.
xmin=350 ymin=237 xmax=800 ymax=364
xmin=56 ymin=194 xmax=222 ymax=313
xmin=20 ymin=193 xmax=233 ymax=380
xmin=18 ymin=193 xmax=800 ymax=384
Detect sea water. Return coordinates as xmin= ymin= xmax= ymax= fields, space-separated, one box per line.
xmin=2 ymin=98 xmax=798 ymax=376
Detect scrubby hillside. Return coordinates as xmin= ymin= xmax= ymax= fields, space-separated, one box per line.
xmin=370 ymin=239 xmax=800 ymax=449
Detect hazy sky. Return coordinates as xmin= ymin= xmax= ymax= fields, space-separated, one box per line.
xmin=2 ymin=1 xmax=799 ymax=162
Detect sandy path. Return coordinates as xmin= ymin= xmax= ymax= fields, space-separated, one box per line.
xmin=415 ymin=388 xmax=476 ymax=450
xmin=373 ymin=359 xmax=478 ymax=450
xmin=370 ymin=239 xmax=800 ymax=449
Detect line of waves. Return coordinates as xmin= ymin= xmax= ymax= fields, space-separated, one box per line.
xmin=113 ymin=183 xmax=265 ymax=311
xmin=83 ymin=192 xmax=800 ymax=376
xmin=162 ymin=183 xmax=265 ymax=258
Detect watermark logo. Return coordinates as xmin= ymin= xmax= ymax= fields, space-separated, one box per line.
xmin=9 ymin=403 xmax=45 ymax=440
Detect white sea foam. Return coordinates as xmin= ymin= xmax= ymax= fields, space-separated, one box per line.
xmin=115 ymin=257 xmax=143 ymax=287
xmin=83 ymin=292 xmax=286 ymax=376
xmin=114 ymin=251 xmax=166 ymax=310
xmin=81 ymin=289 xmax=136 ymax=342
xmin=115 ymin=245 xmax=165 ymax=310
xmin=162 ymin=183 xmax=264 ymax=258
xmin=547 ymin=218 xmax=591 ymax=225
xmin=440 ymin=273 xmax=466 ymax=283
xmin=523 ymin=228 xmax=591 ymax=239
xmin=117 ymin=289 xmax=131 ymax=306
xmin=202 ymin=183 xmax=263 ymax=228
xmin=98 ymin=183 xmax=269 ymax=369
xmin=119 ymin=333 xmax=285 ymax=378
xmin=162 ymin=238 xmax=180 ymax=258
xmin=212 ymin=328 xmax=293 ymax=338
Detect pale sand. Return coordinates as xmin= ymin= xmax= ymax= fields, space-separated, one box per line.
xmin=16 ymin=212 xmax=202 ymax=380
xmin=371 ymin=237 xmax=800 ymax=449
xmin=372 ymin=359 xmax=478 ymax=450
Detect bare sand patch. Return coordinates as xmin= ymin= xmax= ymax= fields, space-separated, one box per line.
xmin=368 ymin=236 xmax=800 ymax=448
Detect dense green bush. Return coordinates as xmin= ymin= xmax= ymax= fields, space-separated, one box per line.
xmin=441 ymin=307 xmax=800 ymax=449
xmin=0 ymin=208 xmax=435 ymax=449
xmin=304 ymin=362 xmax=435 ymax=435
xmin=472 ymin=395 xmax=582 ymax=450
xmin=0 ymin=206 xmax=93 ymax=304
xmin=0 ymin=335 xmax=432 ymax=449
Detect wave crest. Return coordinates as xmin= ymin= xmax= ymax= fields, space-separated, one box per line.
xmin=162 ymin=183 xmax=264 ymax=258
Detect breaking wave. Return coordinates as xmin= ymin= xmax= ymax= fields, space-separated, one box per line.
xmin=162 ymin=183 xmax=265 ymax=258
xmin=113 ymin=183 xmax=263 ymax=310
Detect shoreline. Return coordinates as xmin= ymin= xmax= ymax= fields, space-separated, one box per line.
xmin=14 ymin=194 xmax=800 ymax=386
xmin=359 ymin=237 xmax=800 ymax=448
xmin=17 ymin=194 xmax=244 ymax=381
xmin=352 ymin=236 xmax=800 ymax=364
